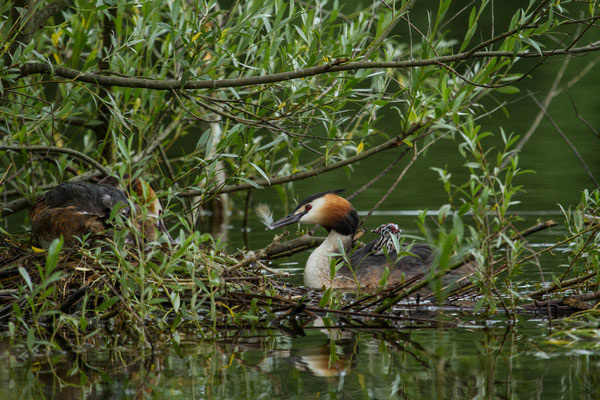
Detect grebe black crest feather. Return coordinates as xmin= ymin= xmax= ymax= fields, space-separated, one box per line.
xmin=327 ymin=208 xmax=358 ymax=235
xmin=293 ymin=189 xmax=345 ymax=212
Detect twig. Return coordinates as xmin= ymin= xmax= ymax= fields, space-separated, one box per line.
xmin=263 ymin=235 xmax=326 ymax=259
xmin=58 ymin=286 xmax=91 ymax=314
xmin=361 ymin=1 xmax=415 ymax=59
xmin=527 ymin=271 xmax=599 ymax=298
xmin=528 ymin=90 xmax=599 ymax=188
xmin=255 ymin=261 xmax=290 ymax=277
xmin=520 ymin=289 xmax=600 ymax=309
xmin=191 ymin=123 xmax=425 ymax=197
xmin=347 ymin=149 xmax=408 ymax=201
xmin=558 ymin=226 xmax=600 ymax=284
xmin=359 ymin=130 xmax=441 ymax=226
xmin=226 ymin=232 xmax=290 ymax=272
xmin=0 ymin=145 xmax=109 ymax=177
xmin=498 ymin=35 xmax=572 ymax=170
xmin=568 ymin=93 xmax=600 ymax=140
xmin=1 ymin=198 xmax=30 ymax=216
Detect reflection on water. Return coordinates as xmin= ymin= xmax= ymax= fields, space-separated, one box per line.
xmin=1 ymin=187 xmax=591 ymax=399
xmin=1 ymin=315 xmax=599 ymax=399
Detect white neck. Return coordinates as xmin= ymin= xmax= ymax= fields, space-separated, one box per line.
xmin=304 ymin=230 xmax=353 ymax=289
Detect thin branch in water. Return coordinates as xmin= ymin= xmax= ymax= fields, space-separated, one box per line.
xmin=359 ymin=142 xmax=419 ymax=227
xmin=347 ymin=148 xmax=410 ymax=202
xmin=557 ymin=226 xmax=600 ymax=284
xmin=567 ymin=92 xmax=600 ymax=140
xmin=528 ymin=90 xmax=599 ymax=188
xmin=499 ymin=54 xmax=571 ymax=169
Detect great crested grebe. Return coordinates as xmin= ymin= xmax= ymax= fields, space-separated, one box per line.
xmin=268 ymin=190 xmax=471 ymax=290
xmin=30 ymin=178 xmax=170 ymax=248
xmin=370 ymin=222 xmax=402 ymax=255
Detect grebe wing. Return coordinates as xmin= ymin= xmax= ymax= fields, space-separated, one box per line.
xmin=43 ymin=182 xmax=129 ymax=217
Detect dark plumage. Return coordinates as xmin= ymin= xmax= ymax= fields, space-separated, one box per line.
xmin=30 ymin=179 xmax=168 ymax=248
xmin=41 ymin=182 xmax=129 ymax=214
xmin=346 ymin=241 xmax=435 ymax=288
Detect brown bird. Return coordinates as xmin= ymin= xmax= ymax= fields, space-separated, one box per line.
xmin=268 ymin=190 xmax=473 ymax=291
xmin=30 ymin=178 xmax=170 ymax=248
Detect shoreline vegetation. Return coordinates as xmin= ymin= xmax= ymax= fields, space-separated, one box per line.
xmin=1 ymin=0 xmax=600 ymax=395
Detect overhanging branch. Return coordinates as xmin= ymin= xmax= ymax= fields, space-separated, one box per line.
xmin=0 ymin=145 xmax=110 ymax=176
xmin=15 ymin=43 xmax=600 ymax=91
xmin=192 ymin=123 xmax=427 ymax=197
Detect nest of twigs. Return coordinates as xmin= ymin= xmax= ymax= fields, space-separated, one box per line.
xmin=2 ymin=221 xmax=599 ymax=344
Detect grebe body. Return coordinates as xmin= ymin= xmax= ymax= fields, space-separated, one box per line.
xmin=269 ymin=190 xmax=469 ymax=291
xmin=30 ymin=179 xmax=168 ymax=248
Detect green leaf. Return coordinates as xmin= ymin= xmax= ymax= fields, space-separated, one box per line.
xmin=495 ymin=86 xmax=520 ymax=94
xmin=236 ymin=176 xmax=264 ymax=189
xmin=45 ymin=237 xmax=63 ymax=272
xmin=249 ymin=162 xmax=271 ymax=184
xmin=319 ymin=288 xmax=331 ymax=307
xmin=460 ymin=7 xmax=478 ymax=52
xmin=97 ymin=296 xmax=119 ymax=312
xmin=19 ymin=267 xmax=33 ymax=292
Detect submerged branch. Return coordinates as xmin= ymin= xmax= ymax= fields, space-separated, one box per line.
xmin=527 ymin=271 xmax=599 ymax=298
xmin=520 ymin=290 xmax=600 ymax=311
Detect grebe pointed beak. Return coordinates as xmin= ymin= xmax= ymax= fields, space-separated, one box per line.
xmin=268 ymin=211 xmax=303 ymax=230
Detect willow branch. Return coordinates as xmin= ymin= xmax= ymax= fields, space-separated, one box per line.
xmin=361 ymin=0 xmax=414 ymax=59
xmin=31 ymin=0 xmax=73 ymax=33
xmin=359 ymin=144 xmax=418 ymax=226
xmin=347 ymin=150 xmax=408 ymax=201
xmin=188 ymin=123 xmax=426 ymax=197
xmin=499 ymin=55 xmax=571 ymax=170
xmin=527 ymin=271 xmax=600 ymax=298
xmin=15 ymin=43 xmax=600 ymax=90
xmin=1 ymin=197 xmax=31 ymax=216
xmin=0 ymin=145 xmax=109 ymax=176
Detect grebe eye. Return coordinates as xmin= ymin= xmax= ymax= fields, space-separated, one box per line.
xmin=305 ymin=204 xmax=312 ymax=211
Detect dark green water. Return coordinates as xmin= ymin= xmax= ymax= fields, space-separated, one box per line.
xmin=3 ymin=4 xmax=600 ymax=399
xmin=2 ymin=76 xmax=598 ymax=400
xmin=2 ymin=315 xmax=599 ymax=399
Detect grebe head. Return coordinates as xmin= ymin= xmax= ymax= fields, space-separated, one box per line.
xmin=130 ymin=178 xmax=162 ymax=218
xmin=372 ymin=223 xmax=400 ymax=236
xmin=269 ymin=190 xmax=358 ymax=235
xmin=371 ymin=223 xmax=402 ymax=255
xmin=129 ymin=178 xmax=173 ymax=242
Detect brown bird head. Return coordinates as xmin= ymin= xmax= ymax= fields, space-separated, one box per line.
xmin=269 ymin=190 xmax=359 ymax=235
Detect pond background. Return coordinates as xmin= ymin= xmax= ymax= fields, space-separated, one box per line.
xmin=2 ymin=1 xmax=600 ymax=398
